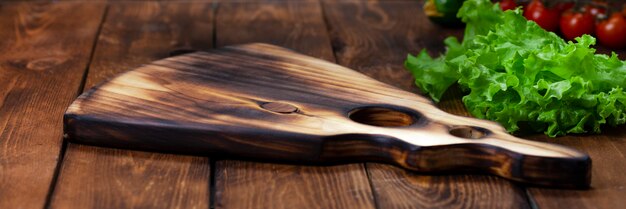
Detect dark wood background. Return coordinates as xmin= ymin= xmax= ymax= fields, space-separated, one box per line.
xmin=0 ymin=0 xmax=624 ymax=209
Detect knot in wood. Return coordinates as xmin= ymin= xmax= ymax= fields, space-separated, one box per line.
xmin=260 ymin=102 xmax=298 ymax=114
xmin=26 ymin=57 xmax=66 ymax=71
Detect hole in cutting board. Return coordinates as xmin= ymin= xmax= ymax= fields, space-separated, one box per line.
xmin=449 ymin=126 xmax=487 ymax=139
xmin=349 ymin=107 xmax=415 ymax=127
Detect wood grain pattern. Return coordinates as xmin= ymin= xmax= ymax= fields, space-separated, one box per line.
xmin=214 ymin=2 xmax=376 ymax=209
xmin=367 ymin=164 xmax=531 ymax=209
xmin=49 ymin=2 xmax=213 ymax=209
xmin=320 ymin=0 xmax=532 ymax=208
xmin=527 ymin=131 xmax=626 ymax=209
xmin=65 ymin=43 xmax=590 ymax=188
xmin=215 ymin=160 xmax=374 ymax=209
xmin=216 ymin=1 xmax=334 ymax=61
xmin=0 ymin=2 xmax=105 ymax=209
xmin=51 ymin=144 xmax=210 ymax=209
xmin=1 ymin=1 xmax=623 ymax=208
xmin=84 ymin=1 xmax=214 ymax=89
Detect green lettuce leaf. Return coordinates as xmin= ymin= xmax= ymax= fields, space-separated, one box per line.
xmin=405 ymin=0 xmax=626 ymax=137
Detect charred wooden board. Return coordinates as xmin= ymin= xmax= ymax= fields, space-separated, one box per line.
xmin=64 ymin=43 xmax=591 ymax=188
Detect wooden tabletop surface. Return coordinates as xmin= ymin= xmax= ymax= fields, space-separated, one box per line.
xmin=1 ymin=0 xmax=624 ymax=209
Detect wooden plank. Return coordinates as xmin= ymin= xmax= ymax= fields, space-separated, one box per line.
xmin=321 ymin=1 xmax=531 ymax=208
xmin=48 ymin=2 xmax=213 ymax=209
xmin=527 ymin=131 xmax=626 ymax=209
xmin=0 ymin=2 xmax=105 ymax=209
xmin=216 ymin=1 xmax=333 ymax=60
xmin=215 ymin=161 xmax=374 ymax=209
xmin=213 ymin=1 xmax=376 ymax=209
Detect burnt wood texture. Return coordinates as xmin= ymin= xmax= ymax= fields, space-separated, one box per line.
xmin=4 ymin=1 xmax=626 ymax=208
xmin=49 ymin=2 xmax=213 ymax=209
xmin=528 ymin=132 xmax=626 ymax=209
xmin=65 ymin=43 xmax=590 ymax=188
xmin=213 ymin=1 xmax=376 ymax=209
xmin=320 ymin=1 xmax=531 ymax=208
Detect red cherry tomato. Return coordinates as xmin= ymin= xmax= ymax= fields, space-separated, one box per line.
xmin=500 ymin=0 xmax=517 ymax=11
xmin=524 ymin=0 xmax=541 ymax=12
xmin=524 ymin=0 xmax=561 ymax=32
xmin=596 ymin=13 xmax=626 ymax=49
xmin=583 ymin=5 xmax=607 ymax=18
xmin=560 ymin=11 xmax=595 ymax=40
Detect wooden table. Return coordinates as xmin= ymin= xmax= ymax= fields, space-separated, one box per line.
xmin=1 ymin=0 xmax=624 ymax=208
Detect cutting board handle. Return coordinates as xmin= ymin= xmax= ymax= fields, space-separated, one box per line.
xmin=313 ymin=104 xmax=591 ymax=188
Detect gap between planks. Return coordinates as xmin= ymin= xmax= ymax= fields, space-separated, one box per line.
xmin=43 ymin=5 xmax=111 ymax=209
xmin=46 ymin=1 xmax=216 ymax=209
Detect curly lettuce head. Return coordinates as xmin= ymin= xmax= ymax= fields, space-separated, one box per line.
xmin=405 ymin=0 xmax=626 ymax=137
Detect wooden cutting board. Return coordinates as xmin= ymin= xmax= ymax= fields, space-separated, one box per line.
xmin=64 ymin=43 xmax=590 ymax=188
